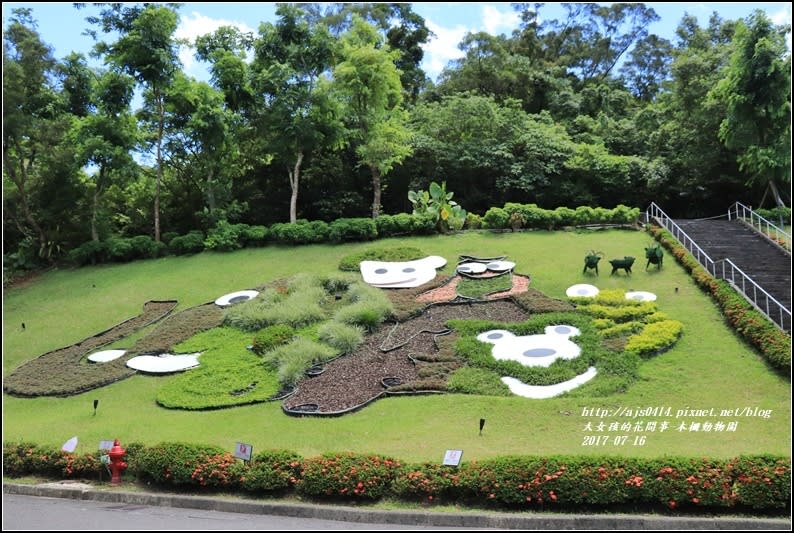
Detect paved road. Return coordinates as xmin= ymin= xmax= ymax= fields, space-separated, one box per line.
xmin=2 ymin=494 xmax=455 ymax=530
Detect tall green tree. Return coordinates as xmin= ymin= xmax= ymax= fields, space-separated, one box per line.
xmin=333 ymin=16 xmax=412 ymax=218
xmin=3 ymin=8 xmax=66 ymax=261
xmin=251 ymin=4 xmax=341 ymax=223
xmin=70 ymin=67 xmax=138 ymax=241
xmin=711 ymin=10 xmax=791 ymax=207
xmin=85 ymin=3 xmax=182 ymax=241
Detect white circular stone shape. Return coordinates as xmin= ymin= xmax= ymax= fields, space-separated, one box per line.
xmin=457 ymin=262 xmax=487 ymax=274
xmin=501 ymin=367 xmax=598 ymax=399
xmin=625 ymin=291 xmax=657 ymax=302
xmin=544 ymin=325 xmax=581 ymax=338
xmin=476 ymin=329 xmax=516 ymax=344
xmin=484 ymin=260 xmax=516 ymax=272
xmin=215 ymin=290 xmax=259 ymax=307
xmin=87 ymin=349 xmax=127 ymax=363
xmin=126 ymin=353 xmax=201 ymax=373
xmin=566 ymin=284 xmax=600 ymax=298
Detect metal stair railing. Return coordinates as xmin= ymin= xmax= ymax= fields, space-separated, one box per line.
xmin=647 ymin=202 xmax=791 ymax=333
xmin=728 ymin=202 xmax=791 ymax=254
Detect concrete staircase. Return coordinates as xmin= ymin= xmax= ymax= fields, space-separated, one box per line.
xmin=673 ymin=218 xmax=791 ymax=312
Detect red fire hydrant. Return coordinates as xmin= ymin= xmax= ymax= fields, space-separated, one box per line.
xmin=107 ymin=439 xmax=127 ymax=486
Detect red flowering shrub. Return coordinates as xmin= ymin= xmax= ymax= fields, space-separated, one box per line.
xmin=239 ymin=450 xmax=303 ymax=493
xmin=296 ymin=452 xmax=401 ymax=500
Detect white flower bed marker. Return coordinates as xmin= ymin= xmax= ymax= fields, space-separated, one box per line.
xmin=126 ymin=353 xmax=201 ymax=373
xmin=87 ymin=349 xmax=127 ymax=363
xmin=215 ymin=290 xmax=259 ymax=307
xmin=566 ymin=284 xmax=600 ymax=298
xmin=625 ymin=291 xmax=657 ymax=302
xmin=501 ymin=367 xmax=598 ymax=399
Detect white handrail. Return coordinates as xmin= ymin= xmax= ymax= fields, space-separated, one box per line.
xmin=647 ymin=202 xmax=791 ymax=333
xmin=728 ymin=202 xmax=791 ymax=254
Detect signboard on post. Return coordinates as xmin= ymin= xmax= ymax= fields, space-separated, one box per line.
xmin=234 ymin=442 xmax=253 ymax=461
xmin=442 ymin=449 xmax=463 ymax=467
xmin=99 ymin=440 xmax=115 ymax=451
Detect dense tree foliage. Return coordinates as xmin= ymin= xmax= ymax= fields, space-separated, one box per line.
xmin=2 ymin=3 xmax=791 ymax=269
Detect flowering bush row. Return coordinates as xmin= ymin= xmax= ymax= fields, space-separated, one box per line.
xmin=648 ymin=226 xmax=791 ymax=373
xmin=4 ymin=442 xmax=789 ymax=511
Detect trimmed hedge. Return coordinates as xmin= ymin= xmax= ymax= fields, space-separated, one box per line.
xmin=5 ymin=442 xmax=789 ymax=511
xmin=648 ymin=226 xmax=791 ymax=374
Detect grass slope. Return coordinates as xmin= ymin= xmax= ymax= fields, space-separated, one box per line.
xmin=3 ymin=230 xmax=790 ymax=461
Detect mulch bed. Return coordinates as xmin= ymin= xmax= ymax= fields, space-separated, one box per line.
xmin=4 ymin=300 xmax=178 ymax=397
xmin=282 ymin=300 xmax=529 ymax=414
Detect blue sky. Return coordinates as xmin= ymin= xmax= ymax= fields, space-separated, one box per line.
xmin=3 ymin=2 xmax=791 ymax=82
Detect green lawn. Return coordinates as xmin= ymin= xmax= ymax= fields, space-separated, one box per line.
xmin=3 ymin=229 xmax=790 ymax=461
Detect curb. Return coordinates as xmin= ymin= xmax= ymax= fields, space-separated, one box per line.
xmin=4 ymin=483 xmax=790 ymax=530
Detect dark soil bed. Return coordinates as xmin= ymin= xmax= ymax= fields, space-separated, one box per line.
xmin=283 ymin=300 xmax=529 ymax=414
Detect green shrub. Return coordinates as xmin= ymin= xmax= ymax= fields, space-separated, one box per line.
xmin=338 ymin=246 xmax=425 ymax=272
xmin=483 ymin=207 xmax=509 ymax=229
xmin=410 ymin=213 xmax=438 ymax=234
xmin=599 ymin=321 xmax=644 ymax=338
xmin=169 ymin=231 xmax=205 ymax=255
xmin=161 ymin=231 xmax=179 ymax=245
xmin=317 ymin=321 xmax=364 ymax=354
xmin=252 ymin=324 xmax=296 ymax=355
xmin=129 ymin=235 xmax=165 ymax=259
xmin=270 ymin=220 xmax=329 ymax=245
xmin=329 ymin=218 xmax=377 ymax=242
xmin=204 ymin=221 xmax=246 ymax=251
xmin=464 ymin=213 xmax=483 ymax=229
xmin=66 ymin=240 xmax=107 ymax=265
xmin=241 ymin=225 xmax=269 ymax=247
xmin=447 ymin=367 xmax=511 ymax=396
xmin=624 ymin=320 xmax=683 ymax=356
xmin=241 ymin=450 xmax=303 ymax=493
xmin=375 ymin=213 xmax=416 ymax=236
xmin=554 ymin=206 xmax=577 ymax=226
xmin=755 ymin=206 xmax=791 ymax=223
xmin=297 ymin=453 xmax=402 ymax=500
xmin=105 ymin=237 xmax=134 ymax=262
xmin=574 ymin=302 xmax=657 ymax=322
xmin=574 ymin=206 xmax=595 ymax=225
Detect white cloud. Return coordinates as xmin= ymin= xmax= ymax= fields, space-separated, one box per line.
xmin=422 ymin=19 xmax=470 ymax=79
xmin=770 ymin=7 xmax=791 ymax=25
xmin=176 ymin=11 xmax=255 ymax=76
xmin=482 ymin=5 xmax=520 ymax=35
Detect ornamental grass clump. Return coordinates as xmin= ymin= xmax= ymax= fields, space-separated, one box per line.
xmin=263 ymin=337 xmax=338 ymax=385
xmin=334 ymin=283 xmax=394 ymax=331
xmin=317 ymin=321 xmax=364 ymax=354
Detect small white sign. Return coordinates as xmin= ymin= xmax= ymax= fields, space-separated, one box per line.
xmin=99 ymin=440 xmax=115 ymax=450
xmin=234 ymin=442 xmax=253 ymax=461
xmin=442 ymin=449 xmax=463 ymax=466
